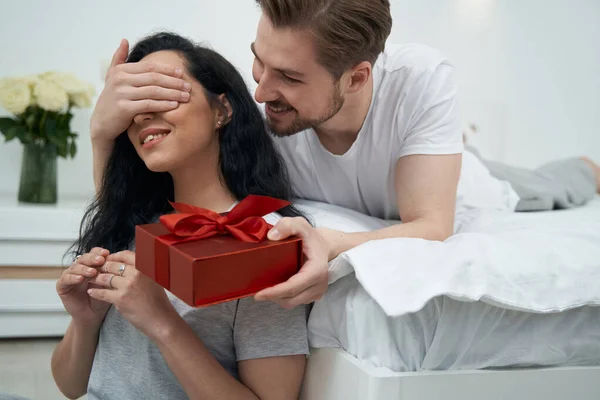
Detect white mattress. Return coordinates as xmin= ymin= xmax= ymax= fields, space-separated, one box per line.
xmin=304 ymin=197 xmax=600 ymax=372
xmin=308 ymin=275 xmax=600 ymax=372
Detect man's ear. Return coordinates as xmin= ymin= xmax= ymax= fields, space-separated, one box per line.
xmin=344 ymin=61 xmax=372 ymax=94
xmin=216 ymin=94 xmax=233 ymax=126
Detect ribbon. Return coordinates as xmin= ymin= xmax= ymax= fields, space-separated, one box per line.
xmin=158 ymin=194 xmax=290 ymax=245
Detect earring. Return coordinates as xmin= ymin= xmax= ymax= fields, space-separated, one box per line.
xmin=217 ymin=120 xmax=222 ymax=126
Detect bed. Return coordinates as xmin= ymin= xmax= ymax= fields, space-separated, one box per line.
xmin=300 ymin=347 xmax=600 ymax=400
xmin=296 ymin=196 xmax=600 ymax=399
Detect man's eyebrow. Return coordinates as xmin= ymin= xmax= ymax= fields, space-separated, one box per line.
xmin=250 ymin=42 xmax=305 ymax=79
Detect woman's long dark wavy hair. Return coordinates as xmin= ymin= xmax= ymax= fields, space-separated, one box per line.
xmin=69 ymin=32 xmax=305 ymax=258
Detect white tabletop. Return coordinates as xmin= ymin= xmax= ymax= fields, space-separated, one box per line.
xmin=0 ymin=192 xmax=91 ymax=241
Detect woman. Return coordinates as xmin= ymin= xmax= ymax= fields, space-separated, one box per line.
xmin=52 ymin=32 xmax=309 ymax=400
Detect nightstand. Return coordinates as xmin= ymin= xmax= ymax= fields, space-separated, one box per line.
xmin=0 ymin=193 xmax=91 ymax=338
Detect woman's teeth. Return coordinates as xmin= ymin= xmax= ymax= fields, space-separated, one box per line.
xmin=142 ymin=133 xmax=168 ymax=145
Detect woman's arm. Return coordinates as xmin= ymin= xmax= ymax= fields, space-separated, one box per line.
xmin=154 ymin=316 xmax=306 ymax=400
xmin=52 ymin=248 xmax=111 ymax=399
xmin=88 ymin=251 xmax=307 ymax=400
xmin=51 ymin=320 xmax=102 ymax=399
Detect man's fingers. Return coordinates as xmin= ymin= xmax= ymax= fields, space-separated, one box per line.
xmin=125 ymin=99 xmax=179 ymax=115
xmin=276 ymin=284 xmax=326 ymax=309
xmin=255 ymin=267 xmax=317 ymax=301
xmin=110 ymin=38 xmax=129 ymax=69
xmin=120 ymin=62 xmax=185 ymax=80
xmin=126 ymin=86 xmax=190 ymax=102
xmin=123 ymin=71 xmax=191 ymax=92
xmin=268 ymin=217 xmax=311 ymax=241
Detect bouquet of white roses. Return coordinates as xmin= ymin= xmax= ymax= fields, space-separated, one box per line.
xmin=0 ymin=71 xmax=95 ymax=158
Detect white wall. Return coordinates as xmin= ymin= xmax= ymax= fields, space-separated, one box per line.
xmin=0 ymin=0 xmax=599 ymax=199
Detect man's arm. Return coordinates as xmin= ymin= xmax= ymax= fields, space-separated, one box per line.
xmin=90 ymin=39 xmax=190 ymax=193
xmin=255 ymin=152 xmax=461 ymax=307
xmin=92 ymin=138 xmax=114 ymax=193
xmin=322 ymin=60 xmax=463 ymax=254
xmin=257 ymin=60 xmax=463 ymax=307
xmin=319 ymin=153 xmax=461 ymax=258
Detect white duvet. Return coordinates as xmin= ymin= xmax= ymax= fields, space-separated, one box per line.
xmin=295 ymin=196 xmax=600 ymax=371
xmin=297 ymin=196 xmax=600 ymax=317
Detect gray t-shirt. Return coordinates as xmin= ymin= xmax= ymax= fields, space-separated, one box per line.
xmin=87 ymin=291 xmax=308 ymax=400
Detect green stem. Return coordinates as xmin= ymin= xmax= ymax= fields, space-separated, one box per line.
xmin=39 ymin=109 xmax=47 ymax=140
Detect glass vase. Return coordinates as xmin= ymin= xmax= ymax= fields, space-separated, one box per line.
xmin=18 ymin=140 xmax=57 ymax=204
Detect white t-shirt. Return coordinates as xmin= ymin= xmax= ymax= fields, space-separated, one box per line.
xmin=275 ymin=43 xmax=464 ymax=220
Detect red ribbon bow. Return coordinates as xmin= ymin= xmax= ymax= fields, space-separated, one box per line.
xmin=158 ymin=195 xmax=290 ymax=244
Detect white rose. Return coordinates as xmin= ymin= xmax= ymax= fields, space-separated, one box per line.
xmin=70 ymin=82 xmax=95 ymax=108
xmin=0 ymin=78 xmax=32 ymax=115
xmin=41 ymin=71 xmax=87 ymax=95
xmin=41 ymin=71 xmax=95 ymax=109
xmin=33 ymin=78 xmax=69 ymax=112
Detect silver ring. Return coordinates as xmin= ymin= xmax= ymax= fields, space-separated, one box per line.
xmin=118 ymin=264 xmax=126 ymax=277
xmin=108 ymin=275 xmax=115 ymax=289
xmin=75 ymin=255 xmax=82 ymax=262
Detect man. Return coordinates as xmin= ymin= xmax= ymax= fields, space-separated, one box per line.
xmin=90 ymin=0 xmax=463 ymax=308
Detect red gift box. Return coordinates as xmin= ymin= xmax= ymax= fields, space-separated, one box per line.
xmin=135 ymin=195 xmax=303 ymax=307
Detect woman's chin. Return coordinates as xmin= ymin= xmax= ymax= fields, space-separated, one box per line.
xmin=143 ymin=157 xmax=174 ymax=173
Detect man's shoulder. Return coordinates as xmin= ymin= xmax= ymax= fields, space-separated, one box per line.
xmin=372 ymin=43 xmax=454 ymax=103
xmin=376 ymin=43 xmax=450 ymax=75
xmin=273 ymin=131 xmax=309 ymax=154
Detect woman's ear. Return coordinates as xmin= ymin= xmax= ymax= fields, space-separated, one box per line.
xmin=216 ymin=94 xmax=233 ymax=127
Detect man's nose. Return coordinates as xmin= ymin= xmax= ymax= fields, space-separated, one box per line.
xmin=254 ymin=74 xmax=278 ymax=104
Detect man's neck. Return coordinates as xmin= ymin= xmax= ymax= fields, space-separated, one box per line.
xmin=313 ymin=76 xmax=374 ymax=156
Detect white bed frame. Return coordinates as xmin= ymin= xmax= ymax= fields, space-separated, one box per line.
xmin=300 ymin=348 xmax=600 ymax=400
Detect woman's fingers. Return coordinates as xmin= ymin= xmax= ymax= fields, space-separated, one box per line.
xmin=90 ymin=273 xmax=129 ymax=290
xmin=89 ymin=247 xmax=110 ymax=257
xmin=68 ymin=263 xmax=99 ymax=278
xmin=73 ymin=252 xmax=105 ymax=268
xmin=57 ymin=268 xmax=92 ymax=293
xmin=56 ymin=273 xmax=85 ymax=292
xmin=57 ymin=249 xmax=110 ymax=293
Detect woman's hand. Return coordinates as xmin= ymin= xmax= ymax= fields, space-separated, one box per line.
xmin=56 ymin=248 xmax=111 ymax=328
xmin=90 ymin=39 xmax=192 ymax=147
xmin=87 ymin=250 xmax=180 ymax=341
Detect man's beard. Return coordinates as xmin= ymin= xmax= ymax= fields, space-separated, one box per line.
xmin=267 ymin=86 xmax=345 ymax=138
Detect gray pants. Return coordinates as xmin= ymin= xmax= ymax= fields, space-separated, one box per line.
xmin=467 ymin=146 xmax=596 ymax=212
